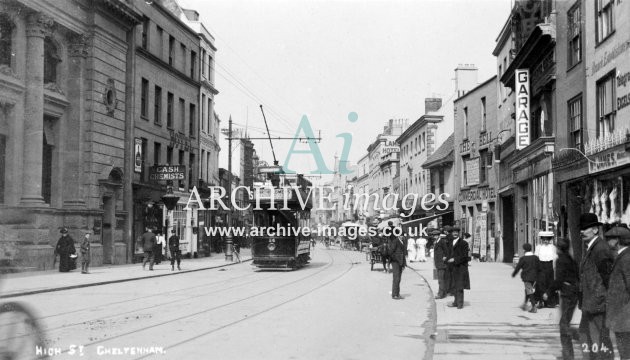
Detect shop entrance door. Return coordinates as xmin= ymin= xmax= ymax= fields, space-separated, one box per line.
xmin=502 ymin=195 xmax=515 ymax=262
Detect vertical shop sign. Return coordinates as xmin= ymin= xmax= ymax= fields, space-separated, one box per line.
xmin=515 ymin=69 xmax=530 ymax=149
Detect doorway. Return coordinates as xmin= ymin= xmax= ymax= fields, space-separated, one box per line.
xmin=501 ymin=195 xmax=515 ymax=262
xmin=102 ymin=195 xmax=114 ymax=264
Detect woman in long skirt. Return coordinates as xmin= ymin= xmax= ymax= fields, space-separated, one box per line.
xmin=407 ymin=237 xmax=417 ymax=262
xmin=416 ymin=237 xmax=427 ymax=262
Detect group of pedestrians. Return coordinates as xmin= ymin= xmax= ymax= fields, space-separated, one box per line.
xmin=431 ymin=225 xmax=471 ymax=309
xmin=54 ymin=227 xmax=90 ymax=274
xmin=141 ymin=227 xmax=182 ymax=271
xmin=513 ymin=213 xmax=630 ymax=360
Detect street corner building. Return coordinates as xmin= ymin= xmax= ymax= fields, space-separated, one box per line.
xmin=0 ymin=0 xmax=219 ymax=269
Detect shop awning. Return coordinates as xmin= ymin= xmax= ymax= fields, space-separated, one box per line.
xmin=400 ymin=211 xmax=454 ymax=229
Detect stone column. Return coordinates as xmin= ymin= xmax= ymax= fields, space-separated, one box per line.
xmin=62 ymin=33 xmax=88 ymax=208
xmin=20 ymin=12 xmax=53 ymax=206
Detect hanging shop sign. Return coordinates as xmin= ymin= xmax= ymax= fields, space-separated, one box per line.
xmin=149 ymin=165 xmax=186 ymax=181
xmin=515 ymin=69 xmax=530 ymax=150
xmin=588 ymin=145 xmax=630 ymax=174
xmin=134 ymin=138 xmax=143 ymax=173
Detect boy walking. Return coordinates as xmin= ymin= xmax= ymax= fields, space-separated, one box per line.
xmin=512 ymin=243 xmax=540 ymax=313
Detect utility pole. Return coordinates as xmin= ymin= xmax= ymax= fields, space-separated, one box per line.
xmin=225 ymin=116 xmax=233 ymax=262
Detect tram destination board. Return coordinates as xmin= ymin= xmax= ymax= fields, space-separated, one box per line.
xmin=149 ymin=165 xmax=186 ymax=181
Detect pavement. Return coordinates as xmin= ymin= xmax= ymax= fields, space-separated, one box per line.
xmin=408 ymin=258 xmax=583 ymax=360
xmin=0 ymin=249 xmax=252 ymax=298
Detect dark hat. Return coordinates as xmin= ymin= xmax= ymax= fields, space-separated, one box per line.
xmin=579 ymin=213 xmax=602 ymax=230
xmin=60 ymin=227 xmax=68 ymax=234
xmin=451 ymin=226 xmax=460 ymax=232
xmin=431 ymin=229 xmax=441 ymax=235
xmin=604 ymin=225 xmax=630 ymax=239
xmin=556 ymin=238 xmax=571 ymax=251
xmin=443 ymin=225 xmax=452 ymax=232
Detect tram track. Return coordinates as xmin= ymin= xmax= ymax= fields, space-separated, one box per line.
xmin=51 ymin=248 xmax=352 ymax=356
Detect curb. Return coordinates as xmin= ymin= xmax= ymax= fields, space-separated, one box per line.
xmin=0 ymin=258 xmax=252 ymax=299
xmin=408 ymin=265 xmax=437 ymax=360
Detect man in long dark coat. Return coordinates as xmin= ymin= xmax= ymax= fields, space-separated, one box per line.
xmin=442 ymin=225 xmax=454 ymax=295
xmin=578 ymin=213 xmax=614 ymax=360
xmin=142 ymin=227 xmax=157 ymax=271
xmin=55 ymin=227 xmax=76 ymax=272
xmin=446 ymin=227 xmax=470 ymax=309
xmin=605 ymin=225 xmax=630 ymax=360
xmin=433 ymin=233 xmax=449 ymax=299
xmin=387 ymin=222 xmax=406 ymax=300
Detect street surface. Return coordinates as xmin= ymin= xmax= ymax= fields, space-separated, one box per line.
xmin=7 ymin=246 xmax=432 ymax=360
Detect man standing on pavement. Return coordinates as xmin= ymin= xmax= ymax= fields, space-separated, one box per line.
xmin=446 ymin=227 xmax=470 ymax=309
xmin=604 ymin=225 xmax=630 ymax=360
xmin=169 ymin=229 xmax=181 ymax=271
xmin=433 ymin=232 xmax=449 ymax=299
xmin=544 ymin=238 xmax=579 ymax=360
xmin=387 ymin=221 xmax=406 ymax=300
xmin=142 ymin=227 xmax=156 ymax=271
xmin=443 ymin=225 xmax=454 ymax=296
xmin=578 ymin=213 xmax=614 ymax=360
xmin=536 ymin=231 xmax=558 ymax=308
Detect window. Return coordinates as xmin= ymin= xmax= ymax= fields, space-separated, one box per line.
xmin=166 ymin=146 xmax=173 ymax=165
xmin=422 ymin=133 xmax=425 ymax=152
xmin=498 ymin=64 xmax=503 ymax=99
xmin=179 ymin=98 xmax=185 ymax=133
xmin=201 ymin=49 xmax=206 ymax=76
xmin=568 ymin=2 xmax=581 ymax=67
xmin=438 ymin=168 xmax=445 ymax=194
xmin=141 ymin=78 xmax=149 ymax=118
xmin=596 ymin=0 xmax=614 ymax=43
xmin=568 ymin=95 xmax=583 ymax=149
xmin=156 ymin=27 xmax=163 ymax=57
xmin=201 ymin=150 xmax=206 ymax=182
xmin=208 ymin=55 xmax=214 ymax=83
xmin=481 ymin=97 xmax=487 ymax=131
xmin=479 ymin=149 xmax=488 ymax=184
xmin=44 ymin=37 xmax=60 ymax=84
xmin=596 ymin=73 xmax=615 ymax=138
xmin=207 ymin=98 xmax=212 ymax=134
xmin=462 ymin=155 xmax=469 ymax=187
xmin=154 ymin=85 xmax=162 ymax=124
xmin=201 ymin=94 xmax=206 ymax=132
xmin=190 ymin=51 xmax=196 ymax=79
xmin=167 ymin=92 xmax=174 ymax=128
xmin=178 ymin=150 xmax=185 ymax=188
xmin=168 ymin=35 xmax=175 ymax=66
xmin=141 ymin=18 xmax=149 ymax=49
xmin=188 ymin=153 xmax=195 ymax=189
xmin=153 ymin=142 xmax=161 ymax=165
xmin=180 ymin=44 xmax=186 ymax=71
xmin=0 ymin=15 xmax=13 ymax=67
xmin=189 ymin=103 xmax=196 ymax=138
xmin=463 ymin=107 xmax=469 ymax=138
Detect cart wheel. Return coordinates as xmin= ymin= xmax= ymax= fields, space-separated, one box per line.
xmin=0 ymin=301 xmax=47 ymax=359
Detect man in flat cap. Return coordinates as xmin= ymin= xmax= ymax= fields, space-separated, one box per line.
xmin=605 ymin=224 xmax=630 ymax=360
xmin=578 ymin=213 xmax=614 ymax=359
xmin=446 ymin=226 xmax=471 ymax=309
xmin=54 ymin=227 xmax=76 ymax=272
xmin=535 ymin=231 xmax=558 ymax=308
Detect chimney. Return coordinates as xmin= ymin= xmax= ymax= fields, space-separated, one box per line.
xmin=425 ymin=98 xmax=443 ymax=113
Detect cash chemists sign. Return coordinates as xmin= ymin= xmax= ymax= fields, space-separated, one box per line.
xmin=515 ymin=69 xmax=530 ymax=150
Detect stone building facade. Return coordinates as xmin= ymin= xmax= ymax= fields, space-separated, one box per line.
xmin=0 ymin=0 xmax=141 ymax=269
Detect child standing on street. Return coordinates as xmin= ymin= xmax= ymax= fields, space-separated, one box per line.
xmin=80 ymin=232 xmax=91 ymax=274
xmin=512 ymin=243 xmax=540 ymax=313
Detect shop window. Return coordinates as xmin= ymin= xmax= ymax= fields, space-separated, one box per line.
xmin=568 ymin=95 xmax=583 ymax=149
xmin=596 ymin=72 xmax=615 ymax=138
xmin=44 ymin=37 xmax=60 ymax=84
xmin=0 ymin=15 xmax=13 ymax=68
xmin=596 ymin=0 xmax=614 ymax=44
xmin=568 ymin=2 xmax=581 ymax=67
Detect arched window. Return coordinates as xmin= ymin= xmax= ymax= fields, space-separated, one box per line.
xmin=0 ymin=14 xmax=14 ymax=67
xmin=44 ymin=37 xmax=60 ymax=84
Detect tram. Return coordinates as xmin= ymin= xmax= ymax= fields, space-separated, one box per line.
xmin=250 ymin=174 xmax=313 ymax=269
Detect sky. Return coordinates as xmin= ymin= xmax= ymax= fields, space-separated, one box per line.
xmin=180 ymin=0 xmax=512 ymax=182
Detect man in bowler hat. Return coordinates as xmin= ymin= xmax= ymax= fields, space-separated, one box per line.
xmin=604 ymin=225 xmax=630 ymax=360
xmin=578 ymin=213 xmax=614 ymax=359
xmin=446 ymin=226 xmax=471 ymax=309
